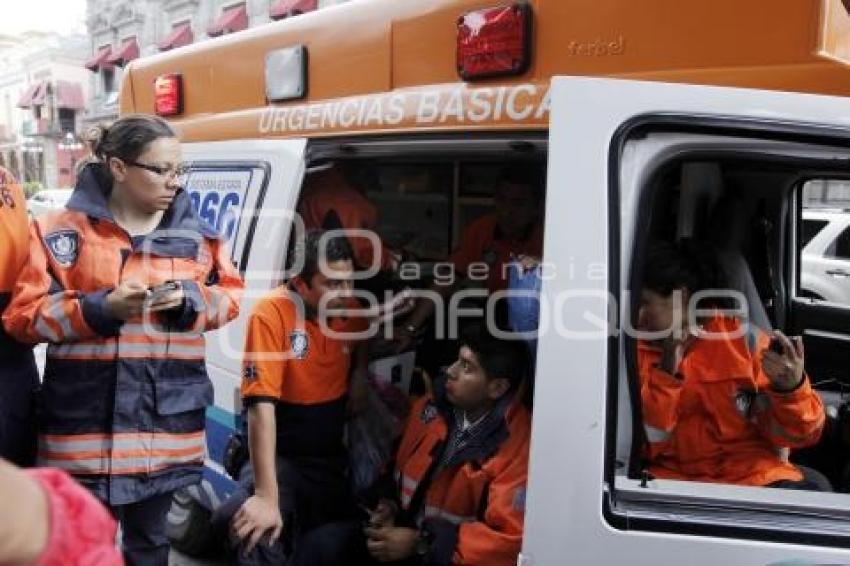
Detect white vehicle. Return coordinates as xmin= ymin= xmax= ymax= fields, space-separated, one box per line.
xmin=124 ymin=0 xmax=850 ymax=562
xmin=26 ymin=188 xmax=72 ymax=218
xmin=801 ymin=210 xmax=850 ymax=304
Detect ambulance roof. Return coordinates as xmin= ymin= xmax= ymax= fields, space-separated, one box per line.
xmin=120 ymin=0 xmax=850 ymax=142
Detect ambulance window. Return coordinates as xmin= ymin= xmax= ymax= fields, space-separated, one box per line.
xmin=183 ymin=164 xmax=267 ymax=269
xmin=616 ymin=151 xmax=850 ymax=547
xmin=366 ymin=163 xmax=453 ymax=259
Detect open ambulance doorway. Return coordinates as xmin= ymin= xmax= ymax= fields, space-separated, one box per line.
xmin=294 ymin=135 xmax=548 ymax=404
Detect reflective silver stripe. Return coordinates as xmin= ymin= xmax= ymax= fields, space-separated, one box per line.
xmin=122 ymin=322 xmax=171 ymax=337
xmin=206 ymin=288 xmax=225 ymax=324
xmin=40 ymin=451 xmax=204 ymax=475
xmin=46 ymin=294 xmax=77 ymax=341
xmin=34 ymin=315 xmax=60 ymax=342
xmin=118 ymin=343 xmax=206 ymax=358
xmin=40 ymin=437 xmax=109 ymax=454
xmin=38 ymin=457 xmax=108 ymax=474
xmin=111 ymin=451 xmax=205 ymax=472
xmin=423 ymin=506 xmax=476 ymax=525
xmin=121 ymin=323 xmax=203 ymax=341
xmin=41 ymin=433 xmax=205 ymax=454
xmin=49 ymin=342 xmax=117 ymax=358
xmin=401 ymin=475 xmax=417 ymax=492
xmin=644 ymin=423 xmax=672 ymax=444
xmin=769 ymin=417 xmax=822 ymax=445
xmin=400 ymin=492 xmax=412 ymax=507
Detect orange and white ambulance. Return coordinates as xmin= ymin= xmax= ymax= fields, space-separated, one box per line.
xmin=122 ymin=0 xmax=850 ymax=562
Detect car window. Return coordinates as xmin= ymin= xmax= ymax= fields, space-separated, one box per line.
xmin=798 ymin=181 xmax=850 ymax=304
xmin=827 ymin=224 xmax=850 ymax=259
xmin=801 ymin=219 xmax=828 ymax=249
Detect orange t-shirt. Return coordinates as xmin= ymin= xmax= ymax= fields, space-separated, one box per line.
xmin=450 ymin=214 xmax=543 ymax=293
xmin=241 ymin=287 xmax=368 ymax=405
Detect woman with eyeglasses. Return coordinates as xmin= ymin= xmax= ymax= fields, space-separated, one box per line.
xmin=3 ymin=114 xmax=244 ymax=565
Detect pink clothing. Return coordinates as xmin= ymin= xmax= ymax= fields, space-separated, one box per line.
xmin=29 ymin=468 xmax=123 ymax=566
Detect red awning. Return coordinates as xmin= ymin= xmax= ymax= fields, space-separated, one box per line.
xmin=106 ymin=37 xmax=139 ymax=66
xmin=158 ymin=22 xmax=194 ymax=51
xmin=207 ymin=4 xmax=249 ymax=37
xmin=85 ymin=45 xmax=113 ymax=72
xmin=55 ymin=81 xmax=85 ymax=110
xmin=16 ymin=82 xmax=41 ymax=108
xmin=270 ymin=0 xmax=317 ymax=20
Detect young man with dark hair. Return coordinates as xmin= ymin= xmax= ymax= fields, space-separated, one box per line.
xmin=222 ymin=230 xmax=371 ymax=564
xmin=330 ymin=323 xmax=531 ymax=566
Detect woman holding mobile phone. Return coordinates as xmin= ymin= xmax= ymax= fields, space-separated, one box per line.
xmin=3 ymin=114 xmax=244 ymax=565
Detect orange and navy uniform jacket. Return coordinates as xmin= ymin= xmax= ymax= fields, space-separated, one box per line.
xmin=0 ymin=167 xmax=39 ymax=466
xmin=390 ymin=381 xmax=530 ymax=566
xmin=298 ymin=168 xmax=395 ymax=272
xmin=450 ymin=214 xmax=543 ymax=293
xmin=240 ymin=287 xmax=367 ymax=459
xmin=638 ymin=315 xmax=825 ymax=486
xmin=2 ymin=163 xmax=243 ymax=505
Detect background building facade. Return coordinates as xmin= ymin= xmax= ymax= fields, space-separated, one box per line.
xmin=84 ymin=0 xmax=350 ymax=126
xmin=0 ymin=32 xmax=89 ymax=189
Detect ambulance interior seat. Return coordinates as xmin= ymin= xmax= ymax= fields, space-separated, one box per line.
xmin=676 ymin=162 xmax=772 ymax=332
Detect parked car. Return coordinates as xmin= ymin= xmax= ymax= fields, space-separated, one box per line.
xmin=26 ymin=188 xmax=73 ymax=218
xmin=801 ymin=209 xmax=850 ymax=304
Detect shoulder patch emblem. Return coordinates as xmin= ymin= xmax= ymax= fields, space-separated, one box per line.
xmin=420 ymin=401 xmax=438 ymax=424
xmin=44 ymin=230 xmax=80 ymax=267
xmin=290 ymin=330 xmax=309 ymax=360
xmin=734 ymin=388 xmax=755 ymax=419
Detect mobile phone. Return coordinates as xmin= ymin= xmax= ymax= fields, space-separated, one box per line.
xmin=148 ymin=280 xmax=181 ymax=303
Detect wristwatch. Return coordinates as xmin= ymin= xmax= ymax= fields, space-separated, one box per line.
xmin=415 ymin=524 xmax=435 ymax=557
xmin=404 ymin=323 xmax=419 ymax=336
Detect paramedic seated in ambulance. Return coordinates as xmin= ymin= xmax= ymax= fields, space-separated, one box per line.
xmin=637 ymin=240 xmax=826 ymax=489
xmin=396 ymin=164 xmax=544 ymax=349
xmin=298 ymin=163 xmax=400 ymax=274
xmin=302 ymin=323 xmax=531 ymax=566
xmin=225 ymin=230 xmax=370 ymax=565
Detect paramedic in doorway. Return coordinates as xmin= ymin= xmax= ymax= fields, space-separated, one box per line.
xmin=298 ymin=163 xmax=400 ymax=273
xmin=396 ymin=164 xmax=544 ymax=351
xmin=222 ymin=230 xmax=370 ymax=565
xmin=637 ymin=240 xmax=826 ymax=488
xmin=3 ymin=114 xmax=244 ymax=565
xmin=0 ymin=166 xmax=39 ymax=468
xmin=298 ymin=323 xmax=531 ymax=566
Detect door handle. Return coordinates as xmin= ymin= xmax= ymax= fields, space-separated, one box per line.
xmin=826 ymin=269 xmax=850 ymax=277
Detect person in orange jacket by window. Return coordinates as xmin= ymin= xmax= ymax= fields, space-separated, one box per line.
xmin=3 ymin=115 xmax=244 ymax=564
xmin=0 ymin=166 xmax=39 ymax=468
xmin=637 ymin=240 xmax=826 ymax=488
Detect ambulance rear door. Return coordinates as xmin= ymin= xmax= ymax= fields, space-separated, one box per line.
xmin=181 ymin=138 xmax=306 ymax=492
xmin=524 ymin=77 xmax=850 ymax=565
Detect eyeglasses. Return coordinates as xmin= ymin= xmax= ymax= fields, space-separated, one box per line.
xmin=124 ymin=160 xmax=189 ymax=179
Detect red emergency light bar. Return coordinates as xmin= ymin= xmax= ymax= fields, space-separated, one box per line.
xmin=154 ymin=74 xmax=183 ymax=117
xmin=457 ymin=4 xmax=532 ymax=81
